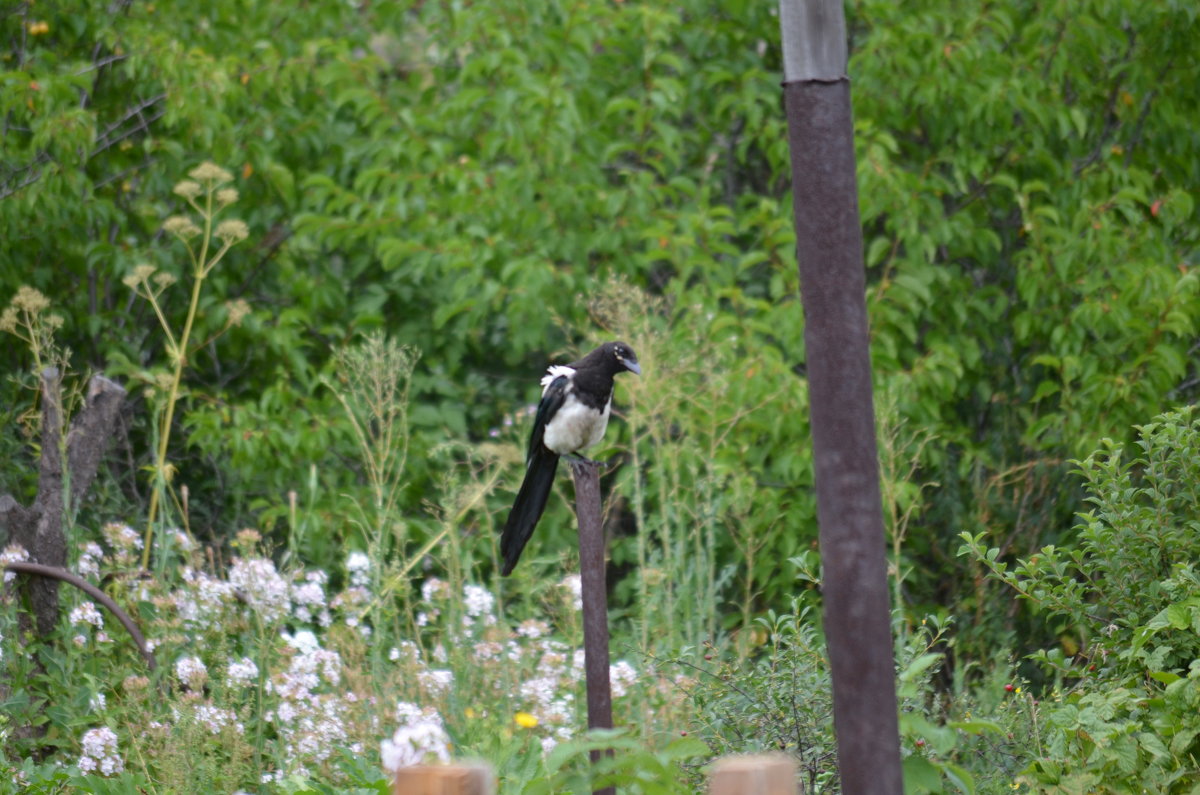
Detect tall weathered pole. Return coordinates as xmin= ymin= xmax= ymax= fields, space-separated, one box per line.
xmin=778 ymin=1 xmax=903 ymax=792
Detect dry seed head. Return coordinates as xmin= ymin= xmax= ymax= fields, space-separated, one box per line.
xmin=215 ymin=219 xmax=249 ymax=244
xmin=188 ymin=161 xmax=233 ymax=184
xmin=163 ymin=215 xmax=202 ymax=240
xmin=46 ymin=314 xmax=64 ymax=330
xmin=173 ymin=180 xmax=202 ymax=200
xmin=12 ymin=286 xmax=50 ymax=313
xmin=122 ymin=264 xmax=157 ymax=289
xmin=153 ymin=272 xmax=177 ymax=289
xmin=0 ymin=307 xmax=17 ymax=333
xmin=226 ymin=298 xmax=251 ymax=326
xmin=216 ymin=188 xmax=239 ymax=206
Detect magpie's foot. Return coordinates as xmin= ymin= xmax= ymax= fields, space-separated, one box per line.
xmin=565 ymin=453 xmax=609 ymax=469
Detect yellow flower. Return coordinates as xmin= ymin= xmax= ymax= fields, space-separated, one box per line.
xmin=514 ymin=712 xmax=538 ymax=729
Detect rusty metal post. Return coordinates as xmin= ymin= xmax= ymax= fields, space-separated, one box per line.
xmin=778 ymin=1 xmax=903 ymax=793
xmin=569 ymin=459 xmax=615 ymax=795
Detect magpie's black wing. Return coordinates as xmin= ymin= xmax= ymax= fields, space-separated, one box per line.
xmin=501 ymin=373 xmax=569 ymax=575
xmin=527 ymin=375 xmax=568 ymax=464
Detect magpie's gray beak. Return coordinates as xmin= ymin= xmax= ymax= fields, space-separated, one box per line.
xmin=625 ymin=360 xmax=642 ymax=376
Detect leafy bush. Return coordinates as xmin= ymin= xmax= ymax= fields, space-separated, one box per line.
xmin=962 ymin=408 xmax=1200 ymax=790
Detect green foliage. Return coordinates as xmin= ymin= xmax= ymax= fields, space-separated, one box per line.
xmin=4 ymin=0 xmax=1200 ymax=645
xmin=5 ymin=0 xmax=1200 ymax=790
xmin=523 ymin=730 xmax=708 ymax=795
xmin=962 ymin=408 xmax=1200 ymax=790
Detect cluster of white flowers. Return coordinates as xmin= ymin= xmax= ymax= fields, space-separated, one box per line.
xmin=1 ymin=543 xmax=29 ymax=583
xmin=78 ymin=727 xmax=123 ymax=776
xmin=69 ymin=601 xmax=104 ymax=628
xmin=175 ymin=656 xmax=209 ymax=691
xmin=417 ymin=669 xmax=454 ymax=697
xmin=226 ymin=656 xmax=259 ymax=687
xmin=101 ymin=523 xmax=142 ymax=562
xmin=517 ymin=618 xmax=550 ymax=639
xmin=462 ymin=584 xmax=496 ymax=627
xmin=175 ymin=567 xmax=236 ymax=629
xmin=388 ymin=640 xmax=419 ymax=663
xmin=76 ymin=542 xmax=104 ymax=579
xmin=266 ymin=630 xmax=350 ymax=776
xmin=332 ymin=552 xmax=371 ymax=635
xmin=559 ymin=573 xmax=583 ymax=610
xmin=380 ymin=703 xmax=450 ymax=772
xmin=292 ymin=570 xmax=331 ymax=626
xmin=346 ymin=550 xmax=371 ymax=588
xmin=229 ymin=557 xmax=291 ymax=623
xmin=193 ymin=704 xmax=244 ymax=735
xmin=517 ymin=638 xmax=582 ymax=740
xmin=609 ymin=660 xmax=639 ymax=698
xmin=416 ymin=577 xmax=450 ymax=628
xmin=170 ymin=528 xmax=196 ymax=552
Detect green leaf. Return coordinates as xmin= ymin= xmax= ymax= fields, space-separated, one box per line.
xmin=902 ymin=757 xmax=944 ymax=793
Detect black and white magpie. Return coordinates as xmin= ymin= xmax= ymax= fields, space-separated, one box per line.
xmin=499 ymin=341 xmax=641 ymax=576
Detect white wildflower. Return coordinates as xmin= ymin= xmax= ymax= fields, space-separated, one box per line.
xmin=346 ymin=551 xmax=371 ymax=588
xmin=78 ymin=727 xmax=123 ymax=777
xmin=175 ymin=656 xmax=208 ymax=690
xmin=194 ymin=704 xmax=244 ymax=735
xmin=229 ymin=557 xmax=290 ymax=622
xmin=517 ymin=619 xmax=550 ymax=639
xmin=609 ymin=660 xmax=638 ymax=698
xmin=101 ymin=522 xmax=142 ymax=552
xmin=380 ymin=715 xmax=450 ymax=772
xmin=292 ymin=570 xmax=328 ymax=624
xmin=462 ymin=584 xmax=496 ymax=625
xmin=420 ymin=577 xmax=449 ymax=603
xmin=226 ymin=657 xmax=259 ymax=687
xmin=559 ymin=573 xmax=583 ymax=610
xmin=2 ymin=544 xmax=29 ymax=583
xmin=70 ymin=602 xmax=104 ymax=628
xmin=418 ymin=669 xmax=453 ymax=696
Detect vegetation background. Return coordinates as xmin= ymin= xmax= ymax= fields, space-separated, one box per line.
xmin=2 ymin=0 xmax=1199 ymax=791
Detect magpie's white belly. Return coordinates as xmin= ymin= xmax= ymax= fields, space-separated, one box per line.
xmin=543 ymin=395 xmax=611 ymax=455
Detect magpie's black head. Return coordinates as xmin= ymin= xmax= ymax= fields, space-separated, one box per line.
xmin=605 ymin=341 xmax=641 ymax=376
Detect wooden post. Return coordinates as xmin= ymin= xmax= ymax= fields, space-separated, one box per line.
xmin=777 ymin=0 xmax=904 ymax=792
xmin=709 ymin=754 xmax=800 ymax=795
xmin=569 ymin=459 xmax=615 ymax=795
xmin=393 ymin=763 xmax=493 ymax=795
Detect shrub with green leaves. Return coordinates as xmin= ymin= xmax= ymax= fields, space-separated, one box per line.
xmin=961 ymin=407 xmax=1200 ymax=790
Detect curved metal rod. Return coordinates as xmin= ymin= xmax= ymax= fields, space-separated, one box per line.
xmin=4 ymin=561 xmax=157 ymax=671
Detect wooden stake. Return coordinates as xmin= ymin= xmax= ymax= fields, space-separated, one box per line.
xmin=709 ymin=754 xmax=800 ymax=795
xmin=393 ymin=763 xmax=493 ymax=795
xmin=570 ymin=458 xmax=615 ymax=795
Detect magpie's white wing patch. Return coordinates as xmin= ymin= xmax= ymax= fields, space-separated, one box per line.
xmin=540 ymin=365 xmax=575 ymax=395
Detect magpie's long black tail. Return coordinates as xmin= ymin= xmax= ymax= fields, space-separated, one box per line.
xmin=500 ymin=448 xmax=559 ymax=576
